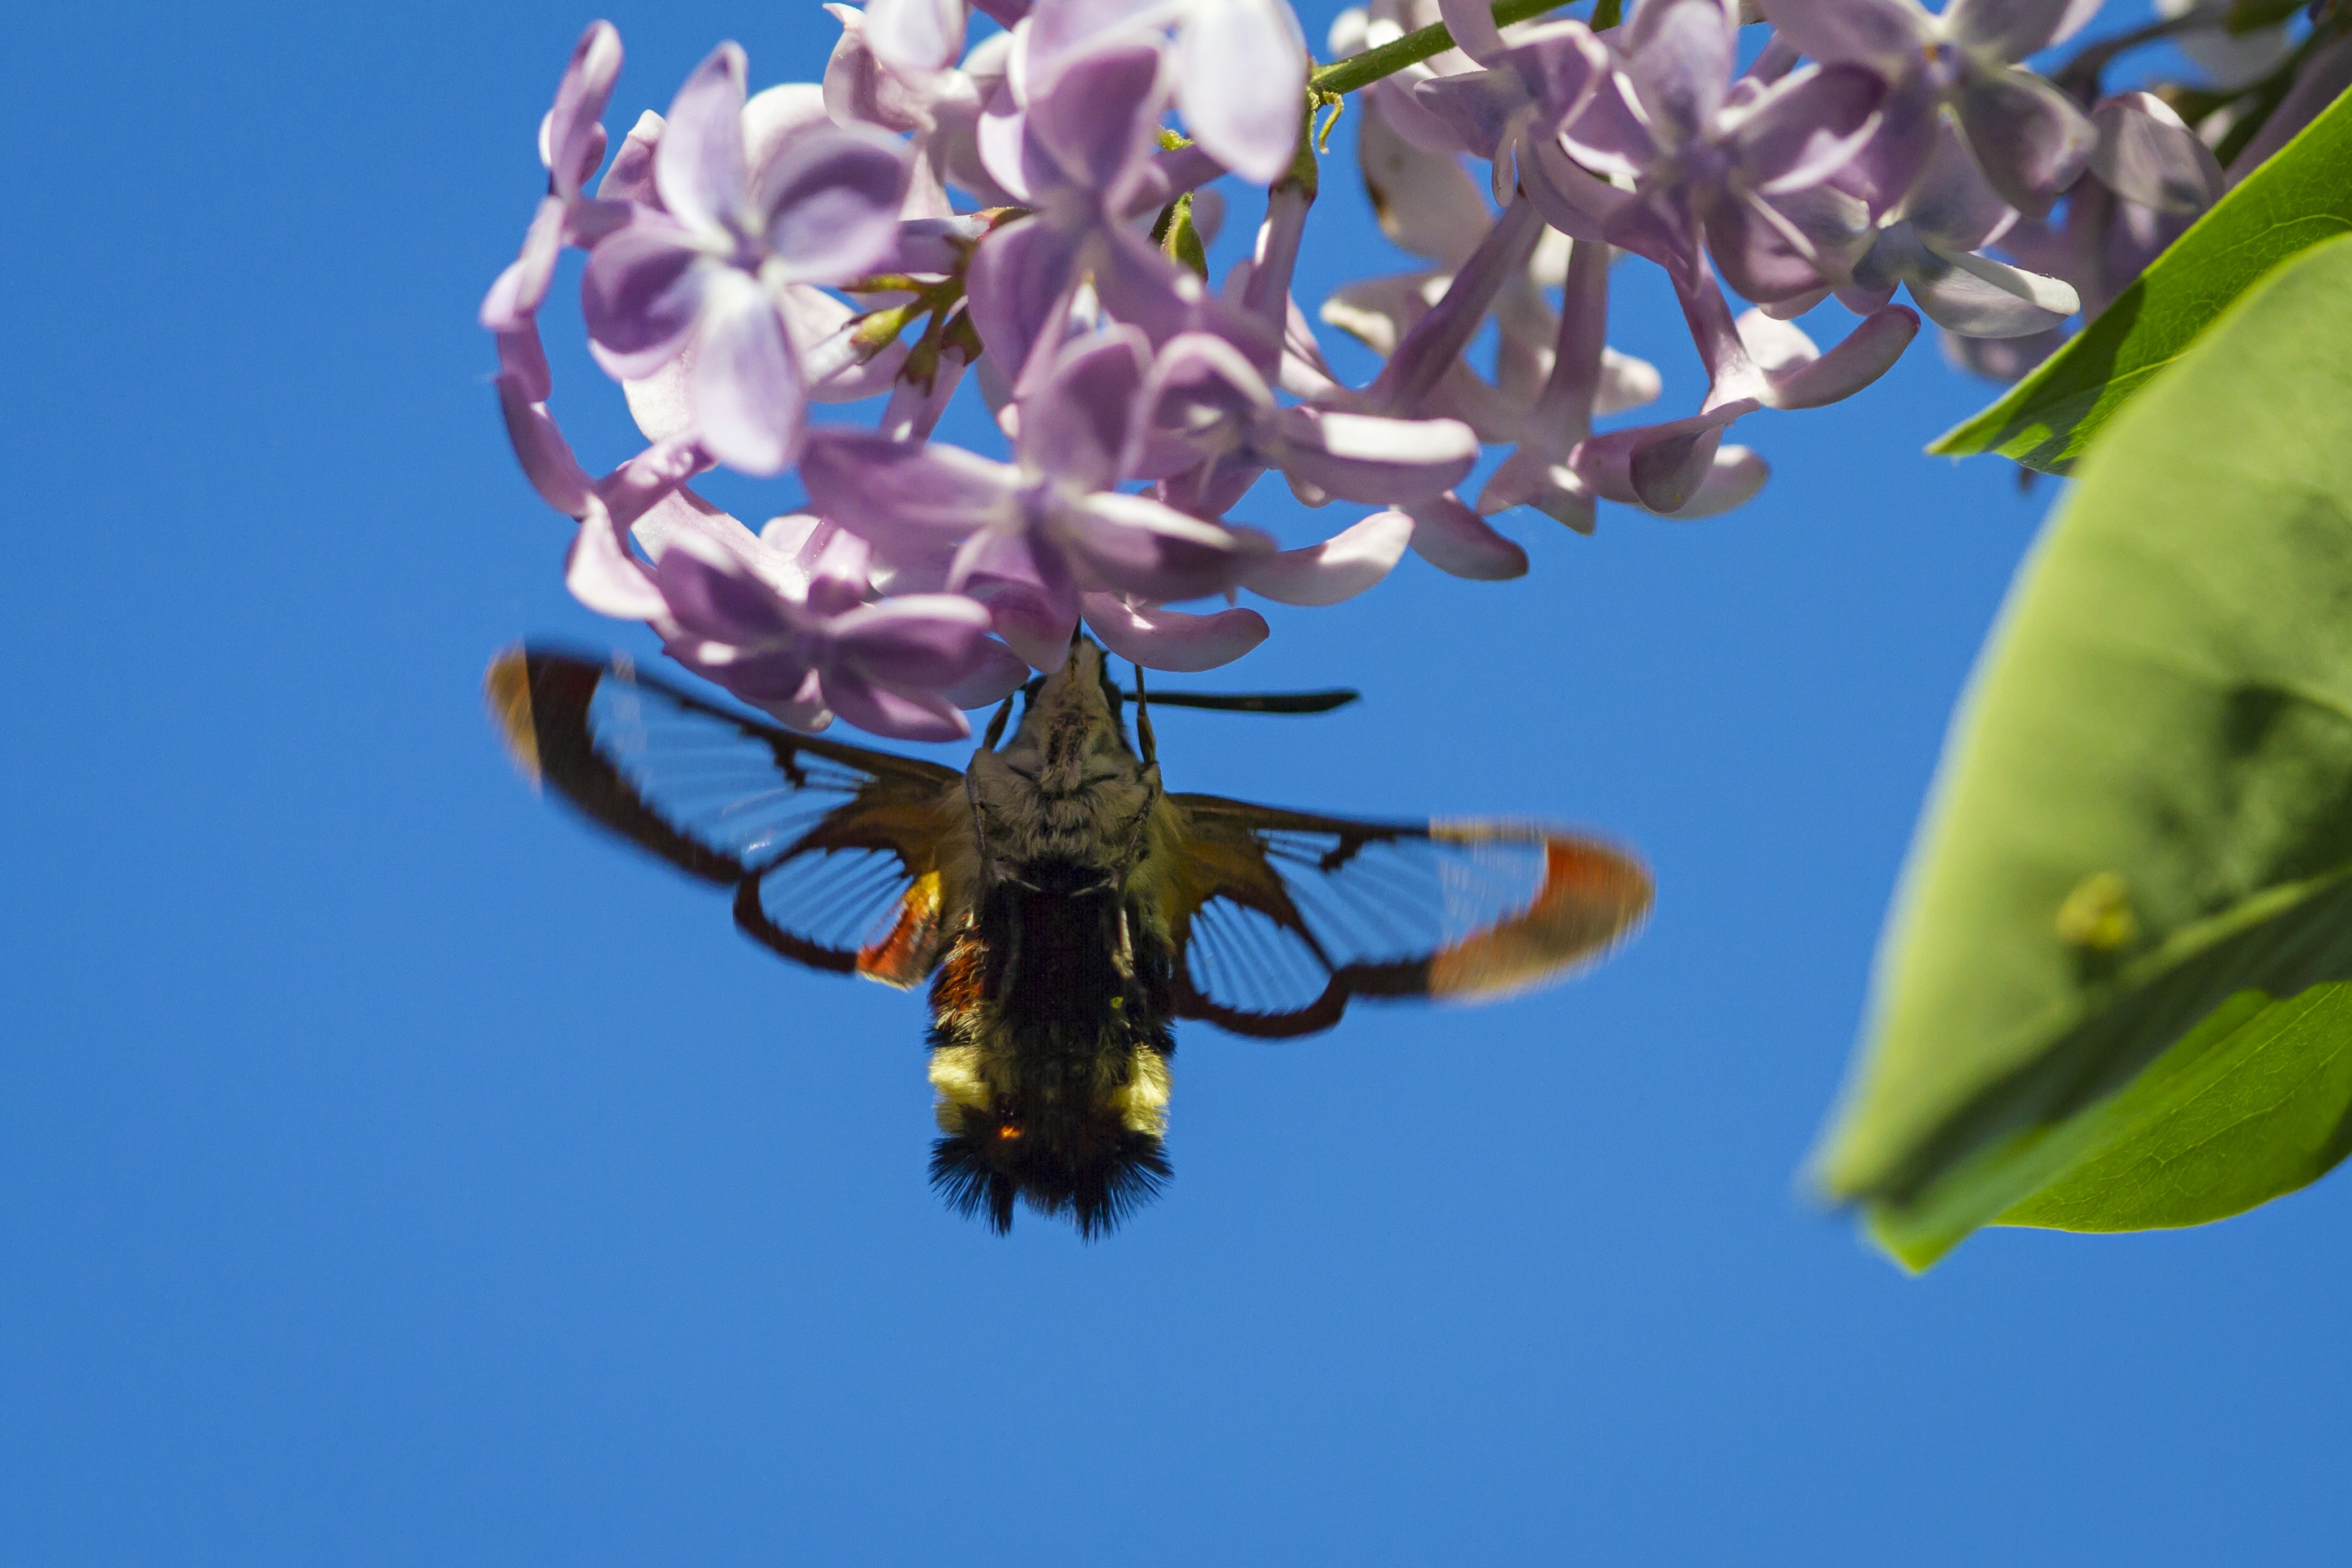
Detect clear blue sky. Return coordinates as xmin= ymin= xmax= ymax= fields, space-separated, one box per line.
xmin=8 ymin=1 xmax=2344 ymax=1562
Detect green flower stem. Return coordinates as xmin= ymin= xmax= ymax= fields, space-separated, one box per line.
xmin=1308 ymin=0 xmax=1577 ymax=96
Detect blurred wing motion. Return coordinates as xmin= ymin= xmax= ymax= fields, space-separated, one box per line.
xmin=485 ymin=646 xmax=964 ymax=985
xmin=1163 ymin=797 xmax=1653 ymax=1038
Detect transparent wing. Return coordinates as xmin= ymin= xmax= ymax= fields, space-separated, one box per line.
xmin=487 ymin=645 xmax=966 ymax=985
xmin=1163 ymin=796 xmax=1653 ymax=1038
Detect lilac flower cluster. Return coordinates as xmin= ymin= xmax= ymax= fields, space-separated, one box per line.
xmin=482 ymin=0 xmax=2345 ymax=738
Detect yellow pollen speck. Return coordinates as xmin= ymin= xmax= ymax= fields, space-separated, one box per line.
xmin=2056 ymin=870 xmax=2138 ymax=951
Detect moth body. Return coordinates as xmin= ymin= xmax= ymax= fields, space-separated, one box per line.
xmin=487 ymin=637 xmax=1651 ymax=1239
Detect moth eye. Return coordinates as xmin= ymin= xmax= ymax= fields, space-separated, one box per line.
xmin=997 ymin=1124 xmax=1024 ymax=1141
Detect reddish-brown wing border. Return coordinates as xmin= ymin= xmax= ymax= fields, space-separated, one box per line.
xmin=486 ymin=645 xmax=964 ymax=982
xmin=1161 ymin=796 xmax=1652 ymax=1038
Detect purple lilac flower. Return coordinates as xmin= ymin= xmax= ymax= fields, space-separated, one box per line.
xmin=1948 ymin=91 xmax=2221 ymax=381
xmin=1556 ymin=0 xmax=1889 ymax=306
xmin=965 ymin=42 xmax=1214 ymax=380
xmin=1128 ymin=331 xmax=1482 ymax=517
xmin=799 ymin=328 xmax=1273 ymax=670
xmin=1831 ymin=118 xmax=2080 ymax=337
xmin=1758 ymin=0 xmax=2100 ymax=218
xmin=1024 ymin=0 xmax=1311 ymax=183
xmin=964 ymin=38 xmax=1260 ymax=399
xmin=580 ymin=42 xmax=913 ymax=475
xmin=1569 ymin=265 xmax=1919 ymax=515
xmin=495 ymin=344 xmax=1021 ymax=737
xmin=859 ymin=0 xmax=971 ymax=76
xmin=1333 ymin=114 xmax=1663 ymax=436
xmin=824 ymin=5 xmax=1022 ymax=213
xmin=1327 ymin=0 xmax=1492 ymax=159
xmin=1079 ymin=592 xmax=1271 ymax=670
xmin=655 ymin=523 xmax=1027 ymax=741
xmin=479 ymin=22 xmax=630 ymax=399
xmin=1412 ymin=5 xmax=1612 ymax=188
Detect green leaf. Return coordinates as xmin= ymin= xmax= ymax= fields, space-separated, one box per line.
xmin=2227 ymin=0 xmax=2305 ymax=34
xmin=1998 ymin=984 xmax=2352 ymax=1230
xmin=1817 ymin=234 xmax=2352 ymax=1268
xmin=1928 ymin=83 xmax=2352 ymax=475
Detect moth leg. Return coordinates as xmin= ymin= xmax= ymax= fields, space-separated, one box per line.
xmin=980 ymin=694 xmax=1015 ymax=750
xmin=964 ymin=770 xmax=993 ymax=882
xmin=1131 ymin=660 xmax=1157 ymax=768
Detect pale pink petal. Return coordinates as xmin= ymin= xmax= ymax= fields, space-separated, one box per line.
xmin=598 ymin=111 xmax=665 ymax=207
xmin=756 ymin=123 xmax=913 ymax=281
xmin=623 ymin=341 xmax=697 ymax=443
xmin=480 ymin=197 xmax=567 ymax=330
xmin=1437 ymin=0 xmax=1509 ymax=65
xmin=1359 ymin=106 xmax=1496 ymax=266
xmin=1666 ymin=444 xmax=1768 ymax=518
xmin=1027 ymin=0 xmax=1160 ymax=80
xmin=1401 ymin=493 xmax=1531 ymax=578
xmin=2090 ymin=92 xmax=2225 ymax=216
xmin=690 ymin=269 xmax=805 ymax=475
xmin=743 ymin=84 xmax=835 ymax=187
xmin=975 ymin=78 xmax=1032 ymax=200
xmin=1569 ymin=404 xmax=1750 ymax=513
xmin=655 ymin=44 xmax=751 ymax=234
xmin=937 ymin=638 xmax=1035 ymax=706
xmin=823 ymin=3 xmax=930 ymax=134
xmin=567 ymin=495 xmax=670 ymax=620
xmin=547 ymin=21 xmax=625 ymax=199
xmin=1736 ymin=63 xmax=1887 ymax=196
xmin=952 ymin=529 xmax=1084 ymax=669
xmin=1734 ymin=308 xmax=1818 ymax=377
xmin=801 ymin=429 xmax=1016 ymax=554
xmin=1520 ymin=136 xmax=1633 ymax=244
xmin=1127 ymin=330 xmax=1274 ymax=478
xmin=1755 ymin=0 xmax=1926 ymax=70
xmin=1081 ymin=594 xmax=1271 ymax=672
xmin=831 ymin=595 xmax=998 ymax=686
xmin=1760 ymin=304 xmax=1917 ymax=408
xmin=878 ymin=350 xmax=971 ymax=441
xmin=821 ymin=673 xmax=974 ymax=741
xmin=1945 ymin=0 xmax=2100 ymax=63
xmin=1476 ymin=449 xmax=1597 ymax=533
xmin=1908 ymin=250 xmax=2076 ymax=336
xmin=865 ymin=0 xmax=968 ymax=74
xmin=1954 ymin=62 xmax=2096 ymax=219
xmin=630 ymin=487 xmax=764 ymax=571
xmin=1370 ymin=197 xmax=1544 ymax=414
xmin=1019 ymin=328 xmax=1153 ymax=491
xmin=963 ymin=212 xmax=1091 ymax=376
xmin=655 ymin=530 xmax=801 ymax=644
xmin=1560 ymin=74 xmax=1660 ymax=181
xmin=596 ymin=433 xmax=715 ymax=531
xmin=1238 ymin=512 xmax=1413 ymax=605
xmin=581 ymin=221 xmax=711 ymax=380
xmin=1179 ymin=0 xmax=1310 ymax=184
xmin=1025 ymin=43 xmax=1167 ymax=196
xmin=1263 ymin=409 xmax=1479 ymax=505
xmin=1623 ymin=0 xmax=1736 ymax=140
xmin=497 ymin=381 xmax=594 ymax=515
xmin=1066 ymin=491 xmax=1267 ymax=602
